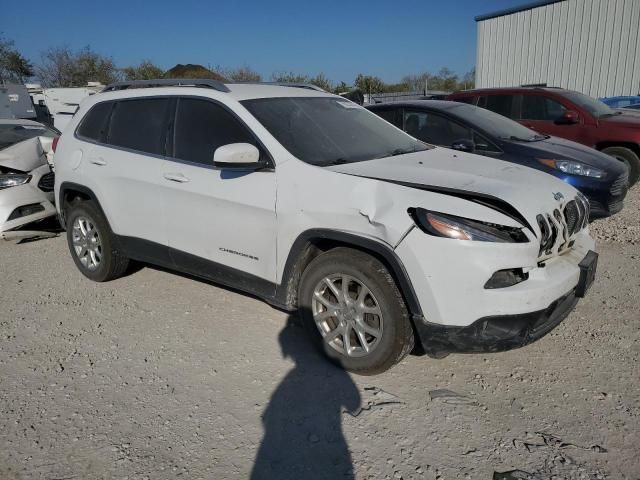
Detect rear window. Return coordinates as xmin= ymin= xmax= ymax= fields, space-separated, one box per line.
xmin=0 ymin=123 xmax=58 ymax=150
xmin=107 ymin=98 xmax=171 ymax=155
xmin=77 ymin=101 xmax=114 ymax=142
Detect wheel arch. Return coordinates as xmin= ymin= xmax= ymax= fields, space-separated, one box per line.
xmin=58 ymin=182 xmax=107 ymax=229
xmin=275 ymin=229 xmax=424 ymax=320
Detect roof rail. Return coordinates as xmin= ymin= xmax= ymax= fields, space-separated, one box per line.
xmin=102 ymin=78 xmax=230 ymax=93
xmin=230 ymin=81 xmax=327 ymax=92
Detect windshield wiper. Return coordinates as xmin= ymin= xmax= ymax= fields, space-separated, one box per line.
xmin=503 ymin=135 xmax=536 ymax=142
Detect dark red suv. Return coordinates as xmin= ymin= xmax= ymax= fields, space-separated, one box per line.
xmin=448 ymin=87 xmax=640 ymax=185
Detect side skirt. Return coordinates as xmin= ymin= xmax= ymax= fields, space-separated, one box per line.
xmin=115 ymin=235 xmax=282 ymax=307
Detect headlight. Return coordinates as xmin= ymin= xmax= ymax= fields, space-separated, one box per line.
xmin=409 ymin=208 xmax=528 ymax=243
xmin=538 ymin=159 xmax=606 ymax=178
xmin=0 ymin=174 xmax=31 ymax=190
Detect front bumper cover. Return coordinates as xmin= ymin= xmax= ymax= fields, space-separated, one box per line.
xmin=414 ymin=290 xmax=579 ymax=357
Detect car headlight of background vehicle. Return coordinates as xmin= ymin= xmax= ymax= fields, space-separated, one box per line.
xmin=0 ymin=174 xmax=31 ymax=190
xmin=537 ymin=158 xmax=606 ymax=178
xmin=409 ymin=208 xmax=528 ymax=243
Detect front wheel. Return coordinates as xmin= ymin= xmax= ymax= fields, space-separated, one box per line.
xmin=602 ymin=146 xmax=640 ymax=186
xmin=298 ymin=247 xmax=414 ymax=375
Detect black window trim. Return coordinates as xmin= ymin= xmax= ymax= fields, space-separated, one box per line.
xmin=74 ymin=95 xmax=275 ymax=170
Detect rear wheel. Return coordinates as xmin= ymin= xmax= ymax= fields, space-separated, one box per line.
xmin=602 ymin=146 xmax=639 ymax=186
xmin=298 ymin=247 xmax=414 ymax=375
xmin=65 ymin=201 xmax=129 ymax=282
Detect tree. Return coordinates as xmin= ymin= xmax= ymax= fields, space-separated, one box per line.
xmin=400 ymin=72 xmax=431 ymax=93
xmin=0 ymin=35 xmax=33 ymax=83
xmin=354 ymin=74 xmax=385 ymax=94
xmin=309 ymin=73 xmax=332 ymax=92
xmin=333 ymin=81 xmax=350 ymax=94
xmin=164 ymin=64 xmax=227 ymax=81
xmin=122 ymin=60 xmax=164 ymax=80
xmin=224 ymin=65 xmax=262 ymax=82
xmin=37 ymin=46 xmax=120 ymax=87
xmin=271 ymin=71 xmax=310 ymax=83
xmin=460 ymin=67 xmax=475 ymax=90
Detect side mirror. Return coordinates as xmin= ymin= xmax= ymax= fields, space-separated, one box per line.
xmin=451 ymin=138 xmax=475 ymax=153
xmin=556 ymin=110 xmax=579 ymax=125
xmin=213 ymin=143 xmax=266 ymax=170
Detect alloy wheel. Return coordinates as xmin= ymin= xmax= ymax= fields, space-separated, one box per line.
xmin=311 ymin=274 xmax=384 ymax=357
xmin=71 ymin=216 xmax=102 ymax=271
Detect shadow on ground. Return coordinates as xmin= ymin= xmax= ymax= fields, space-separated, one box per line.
xmin=250 ymin=314 xmax=361 ymax=480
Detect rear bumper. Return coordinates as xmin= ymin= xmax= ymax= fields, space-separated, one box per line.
xmin=413 ymin=290 xmax=579 ymax=357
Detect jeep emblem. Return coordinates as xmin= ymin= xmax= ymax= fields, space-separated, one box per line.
xmin=553 ymin=192 xmax=564 ymax=201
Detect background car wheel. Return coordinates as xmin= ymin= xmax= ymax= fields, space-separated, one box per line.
xmin=602 ymin=146 xmax=640 ymax=186
xmin=298 ymin=247 xmax=414 ymax=375
xmin=65 ymin=201 xmax=129 ymax=282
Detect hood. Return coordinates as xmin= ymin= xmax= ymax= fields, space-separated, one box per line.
xmin=327 ymin=147 xmax=579 ymax=230
xmin=598 ymin=111 xmax=640 ymax=128
xmin=513 ymin=135 xmax=625 ymax=174
xmin=0 ymin=136 xmax=48 ymax=172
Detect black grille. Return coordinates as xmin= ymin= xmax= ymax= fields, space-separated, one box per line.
xmin=563 ymin=200 xmax=579 ymax=236
xmin=610 ymin=172 xmax=628 ymax=196
xmin=38 ymin=172 xmax=55 ymax=192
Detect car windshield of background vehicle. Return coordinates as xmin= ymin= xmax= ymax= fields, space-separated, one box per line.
xmin=0 ymin=124 xmax=57 ymax=150
xmin=242 ymin=97 xmax=430 ymax=166
xmin=561 ymin=91 xmax=616 ymax=118
xmin=448 ymin=103 xmax=544 ymax=142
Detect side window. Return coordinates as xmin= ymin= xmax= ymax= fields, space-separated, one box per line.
xmin=173 ymin=98 xmax=263 ymax=166
xmin=478 ymin=94 xmax=515 ymax=118
xmin=472 ymin=131 xmax=500 ymax=153
xmin=77 ymin=101 xmax=114 ymax=142
xmin=521 ymin=95 xmax=567 ymax=120
xmin=373 ymin=108 xmax=401 ymax=128
xmin=403 ymin=110 xmax=472 ymax=146
xmin=107 ymin=98 xmax=171 ymax=155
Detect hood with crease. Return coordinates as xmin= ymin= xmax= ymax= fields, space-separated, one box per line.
xmin=0 ymin=137 xmax=48 ymax=172
xmin=327 ymin=147 xmax=579 ymax=227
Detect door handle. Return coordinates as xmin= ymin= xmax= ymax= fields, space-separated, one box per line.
xmin=163 ymin=172 xmax=190 ymax=183
xmin=89 ymin=158 xmax=107 ymax=166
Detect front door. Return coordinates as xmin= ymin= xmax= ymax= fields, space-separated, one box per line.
xmin=161 ymin=97 xmax=278 ymax=287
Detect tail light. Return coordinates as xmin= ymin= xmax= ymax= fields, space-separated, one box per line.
xmin=52 ymin=136 xmax=59 ymax=152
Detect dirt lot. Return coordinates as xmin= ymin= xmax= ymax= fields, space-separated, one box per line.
xmin=1 ymin=189 xmax=639 ymax=480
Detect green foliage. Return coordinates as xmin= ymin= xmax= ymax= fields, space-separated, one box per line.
xmin=222 ymin=65 xmax=262 ymax=82
xmin=354 ymin=74 xmax=385 ymax=94
xmin=122 ymin=60 xmax=164 ymax=80
xmin=0 ymin=34 xmax=34 ymax=83
xmin=37 ymin=46 xmax=120 ymax=87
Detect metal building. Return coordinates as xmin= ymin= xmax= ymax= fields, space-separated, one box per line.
xmin=475 ymin=0 xmax=640 ymax=97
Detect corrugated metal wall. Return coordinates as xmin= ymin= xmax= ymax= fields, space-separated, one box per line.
xmin=476 ymin=0 xmax=640 ymax=97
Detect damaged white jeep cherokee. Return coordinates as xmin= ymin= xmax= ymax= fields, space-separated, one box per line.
xmin=54 ymin=79 xmax=597 ymax=374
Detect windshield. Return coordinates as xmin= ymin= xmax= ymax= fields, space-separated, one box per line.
xmin=449 ymin=102 xmax=544 ymax=141
xmin=561 ymin=91 xmax=615 ymax=118
xmin=0 ymin=123 xmax=58 ymax=150
xmin=241 ymin=97 xmax=429 ymax=166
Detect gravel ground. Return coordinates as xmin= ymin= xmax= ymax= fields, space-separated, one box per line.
xmin=1 ymin=189 xmax=639 ymax=480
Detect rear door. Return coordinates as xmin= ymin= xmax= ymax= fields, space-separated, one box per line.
xmin=81 ymin=97 xmax=172 ymax=252
xmin=162 ymin=97 xmax=277 ymax=284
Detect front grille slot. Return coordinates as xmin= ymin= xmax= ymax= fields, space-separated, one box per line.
xmin=537 ymin=195 xmax=587 ymax=260
xmin=38 ymin=172 xmax=55 ymax=192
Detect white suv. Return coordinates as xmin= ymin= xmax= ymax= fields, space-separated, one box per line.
xmin=54 ymin=79 xmax=598 ymax=374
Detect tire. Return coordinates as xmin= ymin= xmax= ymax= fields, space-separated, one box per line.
xmin=602 ymin=146 xmax=640 ymax=186
xmin=65 ymin=200 xmax=129 ymax=282
xmin=298 ymin=247 xmax=415 ymax=375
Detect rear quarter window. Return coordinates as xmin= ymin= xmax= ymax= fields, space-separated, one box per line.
xmin=76 ymin=101 xmax=114 ymax=142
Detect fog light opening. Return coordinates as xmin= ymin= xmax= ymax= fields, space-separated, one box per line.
xmin=484 ymin=268 xmax=529 ymax=289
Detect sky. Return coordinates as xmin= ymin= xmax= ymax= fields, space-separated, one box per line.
xmin=1 ymin=0 xmax=532 ymax=84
